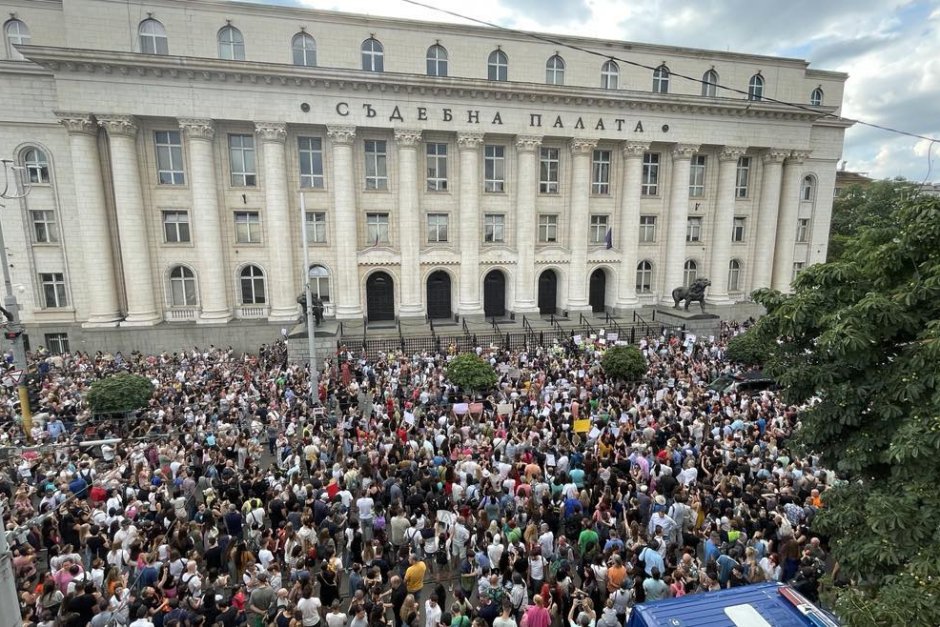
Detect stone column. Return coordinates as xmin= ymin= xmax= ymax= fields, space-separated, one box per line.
xmin=56 ymin=113 xmax=122 ymax=326
xmin=97 ymin=115 xmax=160 ymax=326
xmin=513 ymin=135 xmax=542 ymax=313
xmin=662 ymin=143 xmax=700 ymax=303
xmin=751 ymin=150 xmax=787 ymax=290
xmin=327 ymin=126 xmax=363 ymax=320
xmin=566 ymin=138 xmax=598 ymax=312
xmin=772 ymin=151 xmax=810 ymax=291
xmin=457 ymin=132 xmax=485 ymax=316
xmin=395 ymin=129 xmax=423 ymax=317
xmin=615 ymin=141 xmax=649 ymax=309
xmin=256 ymin=122 xmax=298 ymax=322
xmin=177 ymin=119 xmax=231 ymax=324
xmin=706 ymin=146 xmax=748 ymax=303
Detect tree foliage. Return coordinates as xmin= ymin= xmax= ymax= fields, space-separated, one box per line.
xmin=827 ymin=179 xmax=917 ymax=262
xmin=446 ymin=353 xmax=498 ymax=393
xmin=752 ymin=192 xmax=940 ymax=625
xmin=725 ymin=328 xmax=771 ymax=366
xmin=601 ymin=345 xmax=647 ymax=381
xmin=86 ymin=373 xmax=154 ymax=414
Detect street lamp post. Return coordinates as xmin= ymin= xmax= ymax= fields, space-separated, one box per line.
xmin=299 ymin=192 xmax=319 ymax=404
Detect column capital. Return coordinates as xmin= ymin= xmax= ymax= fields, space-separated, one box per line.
xmin=622 ymin=140 xmax=650 ymax=158
xmin=97 ymin=115 xmax=138 ymax=137
xmin=456 ymin=132 xmax=485 ymax=149
xmin=569 ymin=138 xmax=599 ymax=155
xmin=762 ymin=149 xmax=790 ymax=164
xmin=55 ymin=112 xmax=97 ymax=135
xmin=327 ymin=125 xmax=357 ymax=145
xmin=671 ymin=143 xmax=700 ymax=160
xmin=179 ymin=118 xmax=215 ymax=141
xmin=719 ymin=146 xmax=748 ymax=162
xmin=787 ymin=150 xmax=812 ymax=164
xmin=515 ymin=135 xmax=543 ymax=152
xmin=393 ymin=128 xmax=423 ymax=147
xmin=255 ymin=121 xmax=287 ymax=143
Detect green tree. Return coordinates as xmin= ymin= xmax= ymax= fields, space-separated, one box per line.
xmin=600 ymin=345 xmax=647 ymax=381
xmin=86 ymin=373 xmax=154 ymax=414
xmin=725 ymin=328 xmax=771 ymax=366
xmin=751 ymin=192 xmax=940 ymax=626
xmin=828 ymin=178 xmax=917 ymax=262
xmin=446 ymin=353 xmax=498 ymax=393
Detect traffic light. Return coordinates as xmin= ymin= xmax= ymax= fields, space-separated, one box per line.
xmin=25 ymin=373 xmax=41 ymax=413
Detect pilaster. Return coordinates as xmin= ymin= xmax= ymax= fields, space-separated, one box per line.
xmin=661 ymin=143 xmax=700 ymax=303
xmin=327 ymin=125 xmax=363 ymax=319
xmin=395 ymin=129 xmax=423 ymax=316
xmin=513 ymin=135 xmax=542 ymax=314
xmin=616 ymin=140 xmax=650 ymax=309
xmin=772 ymin=151 xmax=811 ymax=291
xmin=457 ymin=132 xmax=485 ymax=316
xmin=706 ymin=146 xmax=748 ymax=303
xmin=752 ymin=150 xmax=788 ymax=290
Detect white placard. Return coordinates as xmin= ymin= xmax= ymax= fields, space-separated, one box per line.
xmin=404 ymin=411 xmax=416 ymax=425
xmin=588 ymin=426 xmax=602 ymax=440
xmin=453 ymin=403 xmax=469 ymax=415
xmin=608 ymin=333 xmax=619 ymax=342
xmin=573 ymin=335 xmax=583 ymax=344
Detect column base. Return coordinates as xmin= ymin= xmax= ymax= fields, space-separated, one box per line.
xmin=615 ymin=295 xmax=640 ymax=309
xmin=457 ymin=301 xmax=483 ymax=316
xmin=566 ymin=301 xmax=591 ymax=313
xmin=705 ymin=294 xmax=733 ymax=306
xmin=512 ymin=301 xmax=539 ymax=315
xmin=267 ymin=307 xmax=301 ymax=323
xmin=198 ymin=309 xmax=233 ymax=324
xmin=121 ymin=313 xmax=161 ymax=327
xmin=82 ymin=315 xmax=122 ymax=328
xmin=398 ymin=303 xmax=424 ymax=317
xmin=334 ymin=305 xmax=364 ymax=321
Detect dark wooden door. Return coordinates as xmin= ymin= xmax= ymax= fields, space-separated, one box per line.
xmin=538 ymin=270 xmax=557 ymax=315
xmin=483 ymin=270 xmax=506 ymax=318
xmin=426 ymin=271 xmax=452 ymax=319
xmin=366 ymin=271 xmax=395 ymax=321
xmin=589 ymin=269 xmax=606 ymax=313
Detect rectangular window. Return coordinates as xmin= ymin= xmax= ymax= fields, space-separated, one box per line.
xmin=31 ymin=210 xmax=58 ymax=243
xmin=298 ymin=137 xmax=325 ymax=189
xmin=234 ymin=211 xmax=261 ymax=244
xmin=426 ymin=143 xmax=448 ymax=191
xmin=796 ymin=218 xmax=810 ymax=243
xmin=590 ymin=215 xmax=609 ymax=244
xmin=735 ymin=156 xmax=751 ymax=198
xmin=155 ymin=130 xmax=185 ymax=185
xmin=639 ymin=215 xmax=657 ymax=243
xmin=686 ymin=216 xmax=703 ymax=242
xmin=793 ymin=261 xmax=805 ymax=280
xmin=228 ymin=134 xmax=257 ymax=187
xmin=162 ymin=210 xmax=191 ymax=243
xmin=305 ymin=211 xmax=327 ymax=244
xmin=484 ymin=145 xmax=505 ymax=193
xmin=641 ymin=153 xmax=660 ymax=196
xmin=484 ymin=214 xmax=505 ymax=243
xmin=364 ymin=140 xmax=388 ymax=190
xmin=592 ymin=150 xmax=611 ymax=195
xmin=689 ymin=155 xmax=706 ymax=197
xmin=366 ymin=212 xmax=390 ymax=244
xmin=427 ymin=213 xmax=449 ymax=243
xmin=44 ymin=332 xmax=69 ymax=355
xmin=732 ymin=217 xmax=746 ymax=242
xmin=39 ymin=272 xmax=67 ymax=308
xmin=538 ymin=214 xmax=558 ymax=243
xmin=539 ymin=147 xmax=560 ymax=194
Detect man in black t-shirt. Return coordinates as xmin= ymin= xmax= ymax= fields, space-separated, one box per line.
xmin=65 ymin=583 xmax=98 ymax=627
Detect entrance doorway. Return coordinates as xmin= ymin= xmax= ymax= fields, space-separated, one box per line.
xmin=483 ymin=270 xmax=506 ymax=318
xmin=589 ymin=269 xmax=607 ymax=313
xmin=426 ymin=271 xmax=452 ymax=319
xmin=538 ymin=270 xmax=557 ymax=315
xmin=366 ymin=271 xmax=395 ymax=321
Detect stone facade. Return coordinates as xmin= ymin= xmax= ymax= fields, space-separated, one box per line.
xmin=0 ymin=0 xmax=849 ymax=353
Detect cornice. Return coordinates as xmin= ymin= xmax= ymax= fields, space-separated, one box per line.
xmin=17 ymin=46 xmax=838 ymax=125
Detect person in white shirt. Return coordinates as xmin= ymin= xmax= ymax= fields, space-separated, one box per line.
xmin=356 ymin=493 xmax=375 ymax=542
xmin=537 ymin=525 xmax=555 ymax=560
xmin=424 ymin=595 xmax=443 ymax=627
xmin=297 ymin=587 xmax=323 ymax=627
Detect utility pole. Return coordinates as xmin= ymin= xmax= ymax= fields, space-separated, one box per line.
xmin=299 ymin=192 xmax=318 ymax=404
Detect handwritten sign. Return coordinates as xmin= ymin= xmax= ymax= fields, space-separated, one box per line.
xmin=574 ymin=419 xmax=591 ymax=433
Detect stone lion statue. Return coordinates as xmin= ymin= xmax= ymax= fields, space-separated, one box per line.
xmin=672 ymin=278 xmax=711 ymax=312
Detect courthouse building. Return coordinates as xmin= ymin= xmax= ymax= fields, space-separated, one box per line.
xmin=0 ymin=0 xmax=849 ymax=352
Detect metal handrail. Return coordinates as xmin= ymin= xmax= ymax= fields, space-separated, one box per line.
xmin=579 ymin=313 xmax=596 ymax=336
xmin=604 ymin=312 xmax=624 ymax=338
xmin=522 ymin=316 xmax=537 ymax=346
xmin=491 ymin=316 xmax=502 ymax=335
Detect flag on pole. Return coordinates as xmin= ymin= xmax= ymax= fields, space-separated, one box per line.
xmin=605 ymin=226 xmax=613 ymax=249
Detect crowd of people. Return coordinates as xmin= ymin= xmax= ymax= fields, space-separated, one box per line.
xmin=1 ymin=322 xmax=834 ymax=627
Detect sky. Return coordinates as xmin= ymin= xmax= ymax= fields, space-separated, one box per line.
xmin=241 ymin=0 xmax=940 ymax=183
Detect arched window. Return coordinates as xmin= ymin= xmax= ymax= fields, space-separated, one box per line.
xmin=488 ymin=49 xmax=508 ymax=82
xmin=22 ymin=148 xmax=49 ymax=184
xmin=683 ymin=260 xmax=698 ymax=286
xmin=801 ymin=175 xmax=817 ymax=201
xmin=361 ymin=38 xmax=384 ymax=72
xmin=748 ymin=74 xmax=764 ymax=101
xmin=4 ymin=18 xmax=30 ymax=61
xmin=218 ymin=25 xmax=245 ymax=61
xmin=426 ymin=44 xmax=447 ymax=77
xmin=168 ymin=266 xmax=197 ymax=307
xmin=652 ymin=65 xmax=669 ymax=93
xmin=239 ymin=265 xmax=266 ymax=305
xmin=292 ymin=32 xmax=316 ymax=67
xmin=702 ymin=69 xmax=718 ymax=97
xmin=308 ymin=265 xmax=331 ymax=303
xmin=635 ymin=261 xmax=653 ymax=294
xmin=601 ymin=60 xmax=619 ymax=90
xmin=728 ymin=259 xmax=742 ymax=292
xmin=545 ymin=54 xmax=565 ymax=85
xmin=810 ymin=87 xmax=824 ymax=106
xmin=138 ymin=18 xmax=168 ymax=55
